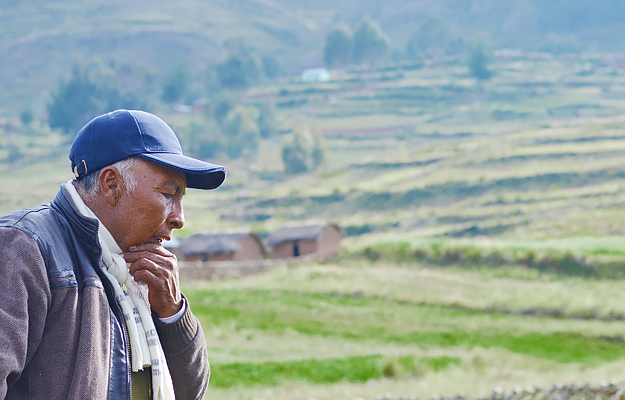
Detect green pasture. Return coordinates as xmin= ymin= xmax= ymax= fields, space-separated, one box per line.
xmin=344 ymin=236 xmax=625 ymax=258
xmin=186 ymin=259 xmax=625 ymax=400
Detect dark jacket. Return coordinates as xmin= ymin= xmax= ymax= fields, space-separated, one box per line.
xmin=0 ymin=187 xmax=210 ymax=399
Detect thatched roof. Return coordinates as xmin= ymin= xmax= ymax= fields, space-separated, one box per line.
xmin=267 ymin=222 xmax=342 ymax=247
xmin=179 ymin=231 xmax=260 ymax=257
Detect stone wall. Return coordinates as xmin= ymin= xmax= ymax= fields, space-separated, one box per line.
xmin=374 ymin=382 xmax=625 ymax=400
xmin=178 ymin=254 xmax=317 ymax=281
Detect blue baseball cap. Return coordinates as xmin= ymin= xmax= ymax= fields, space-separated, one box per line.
xmin=69 ymin=110 xmax=226 ymax=190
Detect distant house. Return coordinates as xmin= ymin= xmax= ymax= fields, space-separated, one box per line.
xmin=179 ymin=230 xmax=265 ymax=262
xmin=267 ymin=222 xmax=343 ymax=261
xmin=301 ymin=68 xmax=331 ymax=83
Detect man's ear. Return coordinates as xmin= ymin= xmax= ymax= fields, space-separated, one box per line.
xmin=98 ymin=166 xmax=122 ymax=207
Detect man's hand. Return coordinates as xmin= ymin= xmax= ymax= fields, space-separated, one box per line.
xmin=122 ymin=242 xmax=183 ymax=318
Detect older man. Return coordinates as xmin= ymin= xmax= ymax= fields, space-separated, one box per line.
xmin=0 ymin=110 xmax=225 ymax=399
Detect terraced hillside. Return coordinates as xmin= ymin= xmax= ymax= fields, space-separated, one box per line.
xmin=3 ymin=52 xmax=625 ymax=247
xmin=152 ymin=53 xmax=625 ymax=247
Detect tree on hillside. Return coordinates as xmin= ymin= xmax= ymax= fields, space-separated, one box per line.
xmin=281 ymin=130 xmax=327 ymax=174
xmin=161 ymin=62 xmax=193 ymax=104
xmin=406 ymin=19 xmax=449 ymax=60
xmin=261 ymin=55 xmax=282 ymax=80
xmin=214 ymin=39 xmax=282 ymax=89
xmin=282 ymin=133 xmax=309 ymax=174
xmin=353 ymin=19 xmax=389 ymax=65
xmin=311 ymin=133 xmax=327 ymax=170
xmin=99 ymin=60 xmax=155 ymax=110
xmin=467 ymin=41 xmax=492 ymax=81
xmin=48 ymin=62 xmax=152 ymax=136
xmin=215 ymin=54 xmax=262 ymax=90
xmin=220 ymin=105 xmax=260 ymax=158
xmin=48 ymin=66 xmax=101 ymax=136
xmin=257 ymin=99 xmax=278 ymax=138
xmin=324 ymin=25 xmax=353 ymax=67
xmin=179 ymin=94 xmax=275 ymax=160
xmin=223 ymin=38 xmax=252 ymax=57
xmin=215 ymin=39 xmax=264 ymax=90
xmin=177 ymin=119 xmax=225 ymax=160
xmin=19 ymin=106 xmax=34 ymax=126
xmin=211 ymin=92 xmax=237 ymax=123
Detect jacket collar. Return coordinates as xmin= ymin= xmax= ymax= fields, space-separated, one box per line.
xmin=51 ymin=184 xmax=101 ymax=256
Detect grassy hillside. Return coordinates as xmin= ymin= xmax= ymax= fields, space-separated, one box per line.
xmin=3 ymin=0 xmax=625 ymax=116
xmin=183 ymin=53 xmax=625 ymax=244
xmin=4 ymin=52 xmax=625 ymax=249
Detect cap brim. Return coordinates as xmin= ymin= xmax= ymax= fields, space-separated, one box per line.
xmin=138 ymin=153 xmax=226 ymax=190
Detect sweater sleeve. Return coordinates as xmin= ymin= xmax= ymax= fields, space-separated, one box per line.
xmin=0 ymin=227 xmax=51 ymax=399
xmin=153 ymin=300 xmax=210 ymax=400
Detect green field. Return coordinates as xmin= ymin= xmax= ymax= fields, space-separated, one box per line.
xmin=186 ymin=258 xmax=625 ymax=400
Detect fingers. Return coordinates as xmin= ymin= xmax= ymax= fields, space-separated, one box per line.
xmin=127 ymin=242 xmax=172 ymax=258
xmin=121 ymin=242 xmax=182 ymax=318
xmin=124 ymin=251 xmax=173 ymax=270
xmin=122 ymin=246 xmax=176 ymax=282
xmin=131 ymin=263 xmax=169 ymax=287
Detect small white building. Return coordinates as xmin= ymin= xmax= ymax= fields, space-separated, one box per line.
xmin=301 ymin=68 xmax=331 ymax=83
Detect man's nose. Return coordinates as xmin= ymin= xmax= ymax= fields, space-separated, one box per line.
xmin=169 ymin=201 xmax=185 ymax=229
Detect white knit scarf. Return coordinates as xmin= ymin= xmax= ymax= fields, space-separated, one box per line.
xmin=65 ymin=181 xmax=175 ymax=400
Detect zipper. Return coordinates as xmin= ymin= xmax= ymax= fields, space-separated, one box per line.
xmin=98 ymin=257 xmax=133 ymax=400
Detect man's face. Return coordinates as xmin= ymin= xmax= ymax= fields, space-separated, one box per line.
xmin=115 ymin=159 xmax=186 ymax=251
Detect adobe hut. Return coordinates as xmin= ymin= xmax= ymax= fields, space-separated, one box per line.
xmin=179 ymin=230 xmax=265 ymax=262
xmin=267 ymin=222 xmax=343 ymax=261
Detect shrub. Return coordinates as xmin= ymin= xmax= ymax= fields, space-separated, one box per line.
xmin=363 ymin=247 xmax=380 ymax=262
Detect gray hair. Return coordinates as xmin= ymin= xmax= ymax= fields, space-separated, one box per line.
xmin=73 ymin=157 xmax=140 ymax=203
